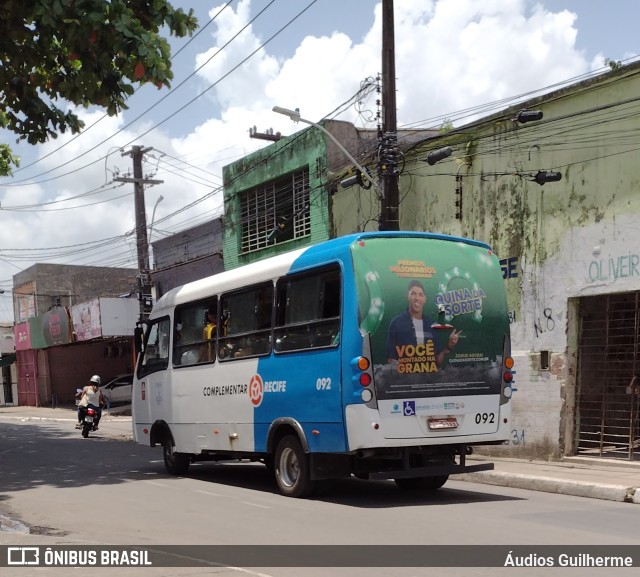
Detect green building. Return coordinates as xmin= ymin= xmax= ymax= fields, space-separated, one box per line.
xmin=222 ymin=119 xmax=377 ymax=270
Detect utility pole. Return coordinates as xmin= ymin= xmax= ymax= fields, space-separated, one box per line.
xmin=114 ymin=145 xmax=163 ymax=322
xmin=379 ymin=0 xmax=399 ymax=231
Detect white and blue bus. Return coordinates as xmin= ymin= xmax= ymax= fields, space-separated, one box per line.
xmin=132 ymin=231 xmax=514 ymax=497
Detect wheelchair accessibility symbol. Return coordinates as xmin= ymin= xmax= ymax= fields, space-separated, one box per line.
xmin=403 ymin=401 xmax=416 ymax=416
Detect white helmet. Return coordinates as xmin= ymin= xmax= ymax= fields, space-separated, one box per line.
xmin=90 ymin=375 xmax=101 ymax=385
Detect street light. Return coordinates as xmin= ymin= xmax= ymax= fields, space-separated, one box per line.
xmin=147 ymin=194 xmax=164 ymax=270
xmin=272 ymin=106 xmax=381 ymax=194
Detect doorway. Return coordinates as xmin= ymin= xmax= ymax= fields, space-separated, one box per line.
xmin=577 ymin=292 xmax=640 ymax=460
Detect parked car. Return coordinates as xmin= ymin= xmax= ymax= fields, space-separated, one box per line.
xmin=100 ymin=374 xmax=134 ymax=406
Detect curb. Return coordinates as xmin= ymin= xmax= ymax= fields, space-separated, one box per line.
xmin=455 ymin=471 xmax=639 ymax=504
xmin=0 ymin=415 xmax=132 ymax=423
xmin=0 ymin=515 xmax=30 ymax=535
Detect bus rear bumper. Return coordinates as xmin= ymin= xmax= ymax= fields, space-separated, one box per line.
xmin=309 ymin=446 xmax=495 ymax=480
xmin=368 ymin=460 xmax=493 ymax=480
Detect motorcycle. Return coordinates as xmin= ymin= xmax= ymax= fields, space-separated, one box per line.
xmin=80 ymin=406 xmax=100 ymax=438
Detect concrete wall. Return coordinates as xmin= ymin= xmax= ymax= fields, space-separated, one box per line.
xmin=13 ymin=263 xmax=137 ymax=320
xmin=151 ymin=219 xmax=224 ymax=296
xmin=0 ymin=324 xmax=14 ymax=355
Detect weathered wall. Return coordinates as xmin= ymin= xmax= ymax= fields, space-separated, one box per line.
xmin=151 ymin=219 xmax=224 ymax=295
xmin=332 ymin=63 xmax=640 ymax=459
xmin=13 ymin=264 xmax=137 ymax=319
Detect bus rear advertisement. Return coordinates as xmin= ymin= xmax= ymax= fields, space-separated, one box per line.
xmin=132 ymin=231 xmax=514 ymax=497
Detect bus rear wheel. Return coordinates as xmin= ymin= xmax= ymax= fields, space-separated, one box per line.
xmin=394 ymin=475 xmax=449 ymax=491
xmin=163 ymin=439 xmax=190 ymax=476
xmin=274 ymin=435 xmax=316 ymax=498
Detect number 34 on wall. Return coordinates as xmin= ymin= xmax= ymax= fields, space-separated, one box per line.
xmin=507 ymin=429 xmax=526 ymax=446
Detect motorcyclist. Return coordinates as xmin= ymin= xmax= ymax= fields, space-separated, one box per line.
xmin=75 ymin=375 xmax=105 ymax=430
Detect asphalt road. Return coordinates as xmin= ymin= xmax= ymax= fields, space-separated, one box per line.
xmin=1 ymin=419 xmax=639 ymax=577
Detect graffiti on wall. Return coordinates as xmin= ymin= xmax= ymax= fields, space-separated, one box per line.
xmin=588 ymin=253 xmax=640 ymax=283
xmin=507 ymin=429 xmax=526 ymax=446
xmin=500 ymin=257 xmax=518 ymax=280
xmin=500 ymin=257 xmax=519 ymax=324
xmin=534 ymin=308 xmax=556 ymax=338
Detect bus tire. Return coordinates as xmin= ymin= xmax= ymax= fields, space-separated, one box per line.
xmin=163 ymin=439 xmax=190 ymax=476
xmin=394 ymin=475 xmax=449 ymax=491
xmin=263 ymin=455 xmax=275 ymax=475
xmin=274 ymin=435 xmax=316 ymax=498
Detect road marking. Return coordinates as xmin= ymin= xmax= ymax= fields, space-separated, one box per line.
xmin=194 ymin=489 xmax=223 ymax=497
xmin=241 ymin=501 xmax=271 ymax=509
xmin=226 ymin=567 xmax=276 ymax=577
xmin=143 ymin=480 xmax=170 ymax=487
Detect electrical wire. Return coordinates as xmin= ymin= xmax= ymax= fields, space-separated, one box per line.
xmin=4 ymin=62 xmax=640 ymax=275
xmin=1 ymin=0 xmax=313 ymax=188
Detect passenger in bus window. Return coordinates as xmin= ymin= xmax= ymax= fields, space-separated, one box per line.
xmin=179 ymin=323 xmax=200 ymax=365
xmin=386 ymin=279 xmax=461 ymax=369
xmin=233 ymin=344 xmax=252 ymax=358
xmin=217 ymin=309 xmax=234 ymax=359
xmin=202 ymin=306 xmax=216 ymax=341
xmin=181 ymin=348 xmax=200 ymax=365
xmin=200 ymin=306 xmax=217 ymax=361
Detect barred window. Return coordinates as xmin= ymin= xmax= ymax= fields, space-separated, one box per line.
xmin=240 ymin=167 xmax=310 ymax=253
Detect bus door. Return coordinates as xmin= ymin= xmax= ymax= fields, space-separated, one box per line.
xmin=352 ymin=236 xmax=509 ymax=439
xmin=134 ymin=317 xmax=172 ymax=428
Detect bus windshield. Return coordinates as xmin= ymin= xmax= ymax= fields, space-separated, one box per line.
xmin=352 ymin=236 xmax=509 ymax=400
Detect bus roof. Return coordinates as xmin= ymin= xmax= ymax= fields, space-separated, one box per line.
xmin=151 ymin=231 xmax=492 ymax=315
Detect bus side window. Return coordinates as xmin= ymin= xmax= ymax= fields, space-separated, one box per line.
xmin=173 ymin=299 xmax=218 ymax=367
xmin=201 ymin=299 xmax=218 ymax=362
xmin=219 ymin=283 xmax=273 ymax=360
xmin=274 ymin=265 xmax=341 ymax=353
xmin=139 ymin=318 xmax=170 ymax=376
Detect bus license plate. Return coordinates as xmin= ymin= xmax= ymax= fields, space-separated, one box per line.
xmin=428 ymin=417 xmax=458 ymax=430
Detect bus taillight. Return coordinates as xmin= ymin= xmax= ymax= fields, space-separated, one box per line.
xmin=503 ymin=356 xmax=514 ymax=382
xmin=351 ymin=355 xmax=374 ymax=391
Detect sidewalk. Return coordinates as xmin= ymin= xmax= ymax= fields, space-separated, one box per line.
xmin=1 ymin=404 xmax=638 ymax=505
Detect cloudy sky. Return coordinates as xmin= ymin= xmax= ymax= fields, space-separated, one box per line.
xmin=0 ymin=0 xmax=638 ymax=322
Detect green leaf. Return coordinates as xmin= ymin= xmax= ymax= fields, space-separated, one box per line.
xmin=0 ymin=0 xmax=197 ymax=144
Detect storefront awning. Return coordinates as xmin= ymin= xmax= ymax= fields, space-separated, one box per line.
xmin=0 ymin=353 xmax=16 ymax=368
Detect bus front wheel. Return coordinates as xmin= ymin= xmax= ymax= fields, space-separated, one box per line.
xmin=274 ymin=435 xmax=316 ymax=498
xmin=163 ymin=439 xmax=190 ymax=476
xmin=394 ymin=475 xmax=449 ymax=491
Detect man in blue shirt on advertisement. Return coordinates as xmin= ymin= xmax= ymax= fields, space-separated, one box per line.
xmin=386 ymin=280 xmax=461 ymax=372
